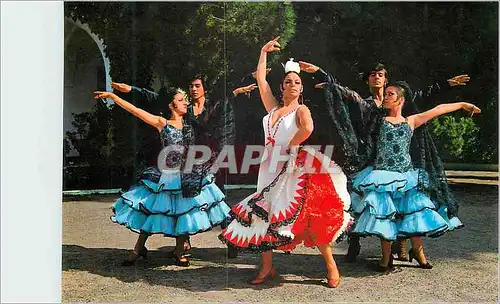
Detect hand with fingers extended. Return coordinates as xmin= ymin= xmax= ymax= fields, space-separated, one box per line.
xmin=261 ymin=36 xmax=281 ymax=53
xmin=94 ymin=91 xmax=116 ymax=100
xmin=299 ymin=61 xmax=319 ymax=74
xmin=447 ymin=74 xmax=471 ymax=87
xmin=314 ymin=82 xmax=327 ymax=89
xmin=462 ymin=102 xmax=481 ymax=117
xmin=233 ymin=83 xmax=258 ymax=97
xmin=111 ymin=82 xmax=132 ymax=93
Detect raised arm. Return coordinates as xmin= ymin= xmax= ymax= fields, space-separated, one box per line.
xmin=94 ymin=91 xmax=166 ymax=132
xmin=256 ymin=37 xmax=280 ymax=112
xmin=408 ymin=102 xmax=481 ymax=130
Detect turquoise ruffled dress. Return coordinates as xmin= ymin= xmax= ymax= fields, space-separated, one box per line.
xmin=350 ymin=119 xmax=463 ymax=241
xmin=111 ymin=124 xmax=231 ymax=236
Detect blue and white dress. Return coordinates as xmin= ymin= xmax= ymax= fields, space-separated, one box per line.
xmin=350 ymin=119 xmax=463 ymax=241
xmin=111 ymin=123 xmax=231 ymax=236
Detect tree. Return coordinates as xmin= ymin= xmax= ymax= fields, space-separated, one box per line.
xmin=64 ymin=2 xmax=298 ymax=188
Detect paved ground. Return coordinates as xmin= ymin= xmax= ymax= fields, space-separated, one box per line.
xmin=62 ymin=179 xmax=498 ymax=303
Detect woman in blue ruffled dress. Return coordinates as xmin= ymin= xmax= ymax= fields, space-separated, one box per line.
xmin=93 ymin=87 xmax=231 ymax=267
xmin=349 ymin=81 xmax=481 ymax=271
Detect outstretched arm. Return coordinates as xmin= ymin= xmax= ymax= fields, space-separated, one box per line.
xmin=408 ymin=102 xmax=481 ymax=130
xmin=300 ymin=61 xmax=367 ymax=106
xmin=256 ymin=37 xmax=280 ymax=112
xmin=414 ymin=74 xmax=471 ymax=106
xmin=299 ymin=61 xmax=337 ymax=86
xmin=94 ymin=91 xmax=166 ymax=132
xmin=233 ymin=83 xmax=258 ymax=97
xmin=111 ymin=81 xmax=159 ymax=102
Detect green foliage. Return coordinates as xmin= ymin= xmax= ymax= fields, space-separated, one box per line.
xmin=65 ymin=103 xmax=114 ymax=168
xmin=430 ymin=116 xmax=479 ymax=162
xmin=63 ymin=2 xmax=497 ymax=190
xmin=65 ymin=97 xmax=159 ymax=188
xmin=64 ymin=2 xmax=298 ymax=188
xmin=150 ymin=2 xmax=296 ymax=90
xmin=66 ymin=2 xmax=156 ymax=86
xmin=288 ymin=2 xmax=497 ymax=163
xmin=66 ymin=2 xmax=296 ymax=88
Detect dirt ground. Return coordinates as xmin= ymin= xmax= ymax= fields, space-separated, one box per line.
xmin=62 ymin=181 xmax=498 ymax=303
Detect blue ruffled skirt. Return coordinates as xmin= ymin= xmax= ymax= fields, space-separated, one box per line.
xmin=349 ymin=166 xmax=463 ymax=241
xmin=111 ymin=167 xmax=231 ymax=236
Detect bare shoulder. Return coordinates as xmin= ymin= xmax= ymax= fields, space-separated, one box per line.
xmin=156 ymin=116 xmax=168 ymax=132
xmin=296 ymin=104 xmax=311 ymax=115
xmin=295 ymin=105 xmax=312 ymax=126
xmin=406 ymin=115 xmax=417 ymax=130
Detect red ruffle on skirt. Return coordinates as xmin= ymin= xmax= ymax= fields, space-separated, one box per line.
xmin=277 ymin=152 xmax=346 ymax=251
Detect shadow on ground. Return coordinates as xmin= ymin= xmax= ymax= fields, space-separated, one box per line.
xmin=63 ymin=244 xmax=396 ymax=291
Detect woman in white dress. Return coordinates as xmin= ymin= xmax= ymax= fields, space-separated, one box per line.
xmin=219 ymin=37 xmax=352 ymax=288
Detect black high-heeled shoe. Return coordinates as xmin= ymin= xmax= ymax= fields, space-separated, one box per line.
xmin=173 ymin=254 xmax=190 ymax=267
xmin=122 ymin=246 xmax=148 ymax=266
xmin=409 ymin=248 xmax=433 ymax=269
xmin=373 ymin=254 xmax=394 ymax=272
xmin=345 ymin=237 xmax=361 ymax=263
xmin=167 ymin=238 xmax=192 ymax=258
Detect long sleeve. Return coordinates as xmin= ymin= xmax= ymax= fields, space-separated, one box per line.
xmin=180 ymin=96 xmax=236 ymax=196
xmin=308 ymin=68 xmax=367 ymax=174
xmin=315 ymin=68 xmax=374 ymax=125
xmin=190 ymin=97 xmax=236 ymax=150
xmin=130 ymin=86 xmax=160 ymax=103
xmin=413 ymin=79 xmax=450 ymax=109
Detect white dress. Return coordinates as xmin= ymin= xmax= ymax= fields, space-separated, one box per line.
xmin=219 ymin=106 xmax=352 ymax=251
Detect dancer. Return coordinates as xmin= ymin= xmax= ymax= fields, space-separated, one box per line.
xmin=111 ymin=76 xmax=239 ymax=258
xmin=350 ymin=81 xmax=479 ymax=270
xmin=301 ymin=61 xmax=469 ymax=262
xmin=111 ymin=74 xmax=236 ymax=194
xmin=93 ymin=87 xmax=232 ymax=266
xmin=219 ymin=37 xmax=351 ymax=288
